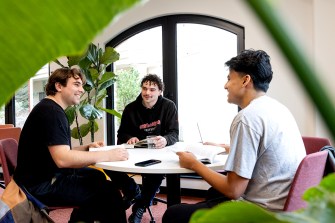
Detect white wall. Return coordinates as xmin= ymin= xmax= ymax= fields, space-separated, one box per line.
xmin=314 ymin=0 xmax=335 ymax=139
xmin=91 ymin=0 xmax=335 ymax=143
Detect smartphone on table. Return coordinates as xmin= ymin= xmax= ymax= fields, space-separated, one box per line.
xmin=135 ymin=159 xmax=162 ymax=167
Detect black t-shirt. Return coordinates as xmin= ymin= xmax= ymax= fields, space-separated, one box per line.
xmin=14 ymin=98 xmax=72 ymax=187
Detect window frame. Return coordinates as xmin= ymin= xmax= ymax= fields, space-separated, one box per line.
xmin=105 ymin=14 xmax=244 ymax=145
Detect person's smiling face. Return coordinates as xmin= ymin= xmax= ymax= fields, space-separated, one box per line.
xmin=224 ymin=69 xmax=246 ymax=107
xmin=141 ymin=81 xmax=162 ymax=108
xmin=60 ymin=76 xmax=84 ymax=107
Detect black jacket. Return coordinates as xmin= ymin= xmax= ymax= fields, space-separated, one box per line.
xmin=117 ymin=94 xmax=179 ymax=146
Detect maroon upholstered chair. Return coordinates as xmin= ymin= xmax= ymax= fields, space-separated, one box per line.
xmin=0 ymin=127 xmax=21 ymax=169
xmin=0 ymin=127 xmax=21 ymax=142
xmin=0 ymin=138 xmax=18 ymax=187
xmin=283 ymin=150 xmax=328 ymax=211
xmin=0 ymin=138 xmax=77 ymax=215
xmin=0 ymin=124 xmax=14 ymax=128
xmin=302 ymin=136 xmax=331 ymax=154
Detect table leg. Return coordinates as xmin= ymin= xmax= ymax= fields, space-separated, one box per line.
xmin=166 ymin=174 xmax=181 ymax=207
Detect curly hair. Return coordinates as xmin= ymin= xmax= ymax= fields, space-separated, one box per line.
xmin=45 ymin=67 xmax=86 ymax=96
xmin=141 ymin=74 xmax=165 ymax=91
xmin=225 ymin=49 xmax=273 ymax=92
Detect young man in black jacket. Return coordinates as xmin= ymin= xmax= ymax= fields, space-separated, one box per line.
xmin=117 ymin=74 xmax=179 ymax=223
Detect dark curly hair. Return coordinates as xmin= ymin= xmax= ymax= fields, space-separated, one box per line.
xmin=225 ymin=49 xmax=273 ymax=92
xmin=141 ymin=74 xmax=165 ymax=91
xmin=45 ymin=67 xmax=86 ymax=96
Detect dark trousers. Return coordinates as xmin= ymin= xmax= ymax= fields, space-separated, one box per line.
xmin=162 ymin=187 xmax=230 ymax=223
xmin=139 ymin=174 xmax=165 ymax=207
xmin=104 ymin=170 xmax=139 ymax=195
xmin=27 ymin=167 xmax=126 ymax=223
xmin=106 ymin=171 xmax=164 ymax=208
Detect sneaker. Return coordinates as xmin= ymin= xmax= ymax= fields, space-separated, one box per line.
xmin=128 ymin=206 xmax=145 ymax=223
xmin=123 ymin=184 xmax=141 ymax=209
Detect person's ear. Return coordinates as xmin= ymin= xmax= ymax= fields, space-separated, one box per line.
xmin=242 ymin=75 xmax=251 ymax=86
xmin=55 ymin=82 xmax=62 ymax=92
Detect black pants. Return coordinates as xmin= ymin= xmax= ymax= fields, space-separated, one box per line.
xmin=162 ymin=187 xmax=230 ymax=223
xmin=106 ymin=171 xmax=164 ymax=208
xmin=27 ymin=167 xmax=126 ymax=223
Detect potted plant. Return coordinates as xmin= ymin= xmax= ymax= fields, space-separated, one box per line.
xmin=55 ymin=43 xmax=121 ymax=144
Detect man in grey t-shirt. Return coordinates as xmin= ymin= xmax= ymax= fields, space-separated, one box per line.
xmin=162 ymin=49 xmax=306 ymax=223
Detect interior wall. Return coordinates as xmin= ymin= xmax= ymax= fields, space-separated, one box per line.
xmin=91 ymin=0 xmax=334 ymax=142
xmin=314 ymin=0 xmax=335 ymax=141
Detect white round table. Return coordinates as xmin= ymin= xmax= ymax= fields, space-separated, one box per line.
xmin=94 ymin=146 xmax=227 ymax=206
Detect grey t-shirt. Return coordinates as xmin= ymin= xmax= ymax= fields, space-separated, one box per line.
xmin=224 ymin=96 xmax=306 ymax=211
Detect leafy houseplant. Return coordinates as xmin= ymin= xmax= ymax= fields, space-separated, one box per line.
xmin=55 ymin=43 xmax=121 ymax=144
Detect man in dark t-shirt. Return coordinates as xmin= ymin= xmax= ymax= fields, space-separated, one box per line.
xmin=14 ymin=67 xmax=129 ymax=223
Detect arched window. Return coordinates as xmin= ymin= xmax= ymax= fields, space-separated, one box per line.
xmin=106 ymin=14 xmax=244 ymax=145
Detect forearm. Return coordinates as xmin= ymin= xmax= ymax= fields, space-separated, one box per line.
xmin=191 ymin=162 xmax=246 ymax=199
xmin=73 ymin=144 xmax=89 ymax=151
xmin=73 ymin=141 xmax=104 ymax=151
xmin=58 ymin=150 xmax=111 ymax=168
xmin=192 ymin=162 xmax=229 ymax=195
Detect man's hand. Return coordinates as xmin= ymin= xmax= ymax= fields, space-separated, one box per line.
xmin=176 ymin=151 xmax=200 ymax=170
xmin=203 ymin=141 xmax=230 ymax=153
xmin=154 ymin=136 xmax=167 ymax=149
xmin=73 ymin=141 xmax=105 ymax=151
xmin=88 ymin=141 xmax=104 ymax=148
xmin=127 ymin=137 xmax=139 ymax=144
xmin=107 ymin=148 xmax=129 ymax=161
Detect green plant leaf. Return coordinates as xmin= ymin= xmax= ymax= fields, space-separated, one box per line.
xmin=71 ymin=121 xmax=99 ymax=139
xmin=95 ymin=90 xmax=108 ymax=106
xmin=192 ymin=174 xmax=335 ymax=223
xmin=276 ymin=175 xmax=335 ymax=223
xmin=83 ymin=69 xmax=95 ymax=90
xmin=100 ymin=47 xmax=120 ymax=65
xmin=71 ymin=127 xmax=80 ymax=139
xmin=317 ymin=173 xmax=335 ymax=193
xmin=65 ymin=106 xmax=77 ymax=125
xmin=99 ymin=71 xmax=117 ymax=85
xmin=86 ymin=43 xmax=99 ymax=66
xmin=79 ymin=57 xmax=93 ymax=71
xmin=93 ymin=120 xmax=99 ymax=133
xmin=98 ymin=107 xmax=122 ymax=119
xmin=79 ymin=104 xmax=103 ymax=120
xmin=71 ymin=123 xmax=91 ymax=139
xmin=0 ymin=0 xmax=140 ymax=107
xmin=190 ymin=201 xmax=287 ymax=223
xmin=89 ymin=68 xmax=100 ymax=83
xmin=98 ymin=79 xmax=116 ymax=92
xmin=68 ymin=51 xmax=86 ymax=68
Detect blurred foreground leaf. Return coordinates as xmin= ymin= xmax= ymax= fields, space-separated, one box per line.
xmin=190 ymin=174 xmax=335 ymax=223
xmin=190 ymin=201 xmax=287 ymax=223
xmin=245 ymin=0 xmax=335 ymax=141
xmin=0 ymin=0 xmax=140 ymax=107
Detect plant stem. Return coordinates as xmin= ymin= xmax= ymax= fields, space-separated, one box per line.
xmin=75 ymin=109 xmax=83 ymax=145
xmin=90 ymin=120 xmax=94 ymax=142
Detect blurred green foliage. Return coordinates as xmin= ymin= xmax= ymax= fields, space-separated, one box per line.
xmin=0 ymin=0 xmax=140 ymax=109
